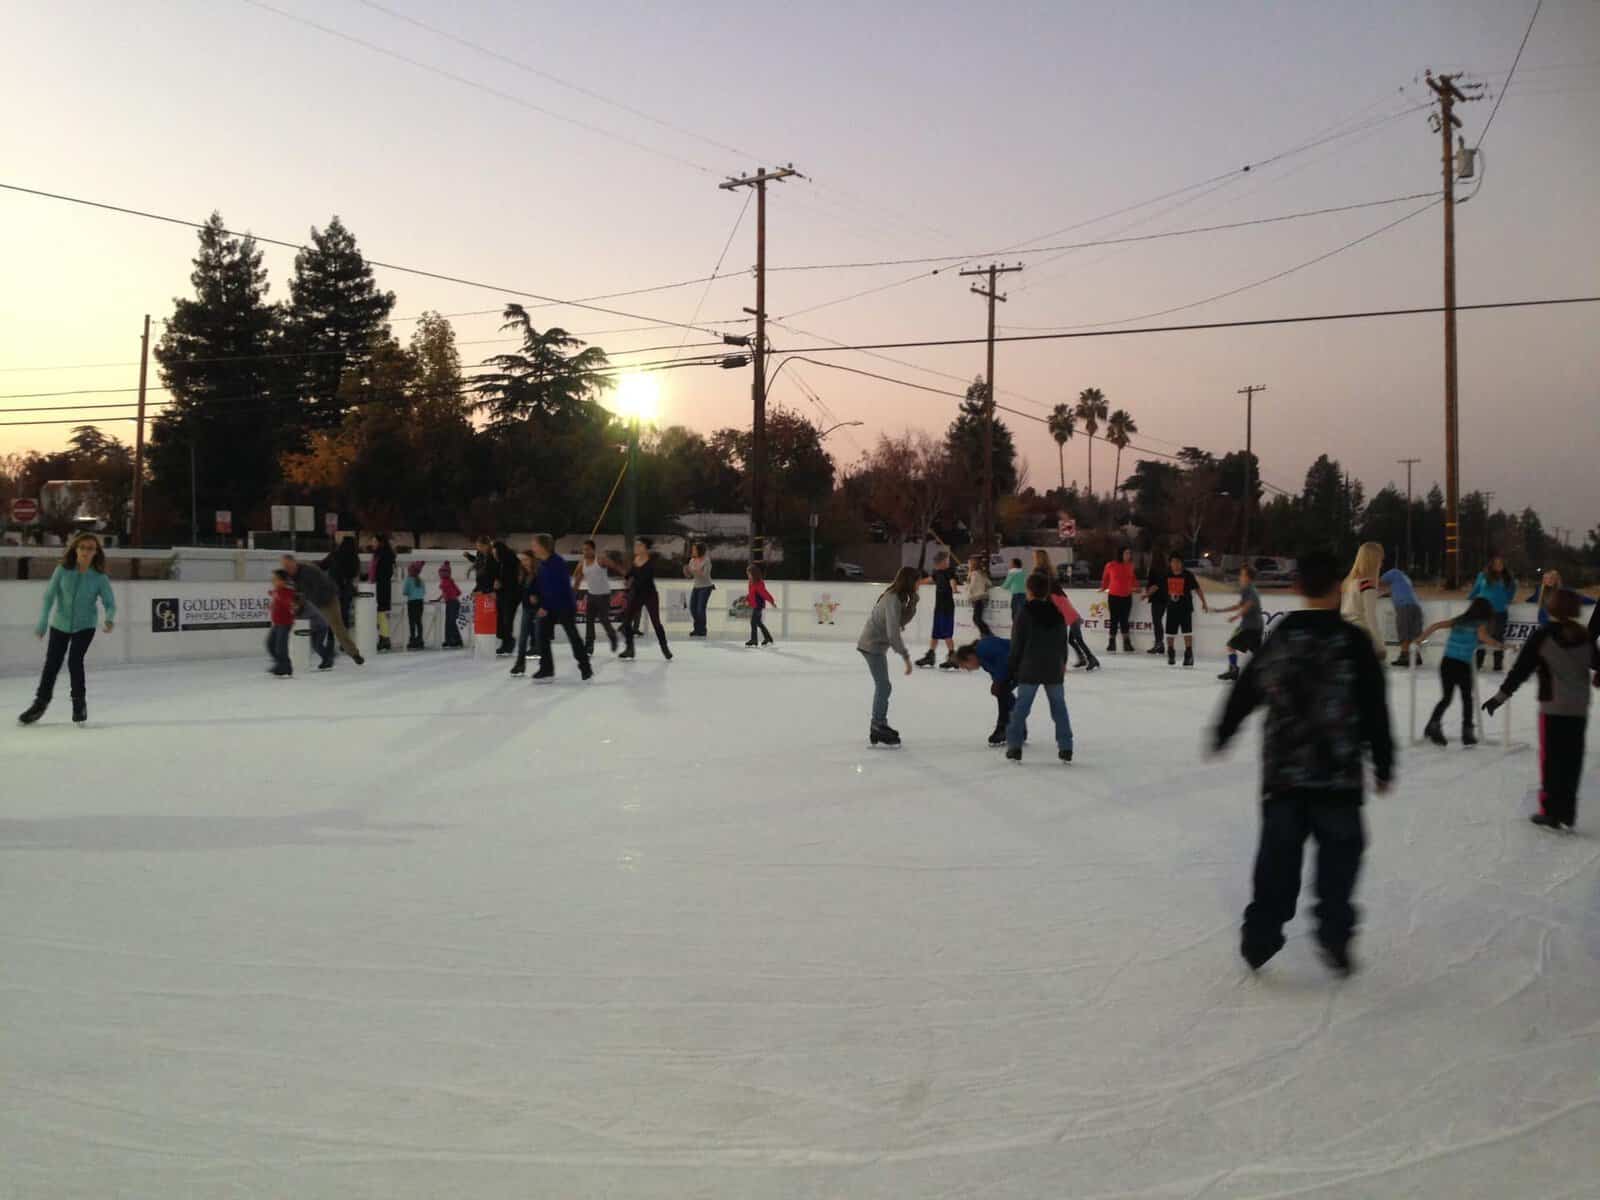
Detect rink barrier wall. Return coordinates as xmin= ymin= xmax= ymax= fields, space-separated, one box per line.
xmin=0 ymin=575 xmax=1545 ymax=678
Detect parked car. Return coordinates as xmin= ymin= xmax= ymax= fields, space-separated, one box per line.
xmin=1184 ymin=556 xmax=1221 ymax=579
xmin=834 ymin=561 xmax=865 ymax=580
xmin=1249 ymin=556 xmax=1295 ymax=587
xmin=1053 ymin=560 xmax=1092 ymax=588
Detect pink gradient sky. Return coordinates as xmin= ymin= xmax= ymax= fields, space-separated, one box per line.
xmin=2 ymin=0 xmax=1596 ymax=532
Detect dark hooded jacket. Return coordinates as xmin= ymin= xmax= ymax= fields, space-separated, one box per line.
xmin=1007 ymin=597 xmax=1070 ymax=685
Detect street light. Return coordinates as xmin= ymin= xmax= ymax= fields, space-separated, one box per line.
xmin=611 ymin=373 xmax=660 ymax=568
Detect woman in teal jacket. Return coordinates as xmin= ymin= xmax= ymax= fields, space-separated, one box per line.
xmin=19 ymin=532 xmax=116 ymax=726
xmin=1467 ymin=552 xmax=1516 ymax=671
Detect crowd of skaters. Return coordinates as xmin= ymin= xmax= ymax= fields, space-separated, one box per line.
xmin=14 ymin=528 xmax=1599 ymax=977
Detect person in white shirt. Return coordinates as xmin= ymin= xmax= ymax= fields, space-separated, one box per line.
xmin=573 ymin=539 xmax=619 ymax=654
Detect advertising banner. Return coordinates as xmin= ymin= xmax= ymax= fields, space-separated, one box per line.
xmin=151 ymin=594 xmax=272 ymax=632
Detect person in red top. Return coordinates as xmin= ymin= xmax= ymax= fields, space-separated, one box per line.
xmin=266 ymin=568 xmax=296 ymax=677
xmin=1099 ymin=547 xmax=1138 ymax=653
xmin=1048 ymin=572 xmax=1100 ymax=671
xmin=745 ymin=563 xmax=778 ymax=647
xmin=437 ymin=562 xmax=464 ymax=649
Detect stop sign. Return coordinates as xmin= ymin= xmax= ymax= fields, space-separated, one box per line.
xmin=10 ymin=498 xmax=37 ymax=524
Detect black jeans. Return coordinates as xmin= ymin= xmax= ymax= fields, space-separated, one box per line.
xmin=407 ymin=600 xmax=424 ymax=646
xmin=496 ymin=588 xmax=518 ymax=648
xmin=1067 ymin=620 xmax=1098 ymax=668
xmin=1107 ymin=595 xmax=1133 ymax=643
xmin=584 ymin=596 xmax=618 ymax=653
xmin=689 ymin=587 xmax=712 ymax=636
xmin=992 ymin=684 xmax=1015 ymax=735
xmin=1244 ymin=790 xmax=1366 ymax=954
xmin=537 ymin=611 xmax=591 ymax=675
xmin=972 ymin=597 xmax=992 ymax=637
xmin=37 ymin=627 xmax=95 ymax=702
xmin=265 ymin=626 xmax=292 ymax=674
xmin=1149 ymin=601 xmax=1167 ymax=647
xmin=1538 ymin=713 xmax=1586 ymax=826
xmin=749 ymin=608 xmax=773 ymax=643
xmin=623 ymin=592 xmax=670 ymax=655
xmin=443 ymin=599 xmax=463 ymax=646
xmin=1429 ymin=657 xmax=1476 ymax=734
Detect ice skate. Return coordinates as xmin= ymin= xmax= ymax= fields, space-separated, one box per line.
xmin=1059 ymin=749 xmax=1073 ymax=763
xmin=1167 ymin=646 xmax=1177 ymax=666
xmin=1462 ymin=728 xmax=1478 ymax=748
xmin=1318 ymin=943 xmax=1356 ymax=978
xmin=71 ymin=697 xmax=87 ymax=725
xmin=1182 ymin=647 xmax=1194 ymax=668
xmin=869 ymin=722 xmax=901 ymax=747
xmin=17 ymin=699 xmax=47 ymax=725
xmin=987 ymin=729 xmax=1006 ymax=747
xmin=915 ymin=650 xmax=936 ymax=668
xmin=1218 ymin=666 xmax=1240 ymax=681
xmin=1005 ymin=746 xmax=1022 ymax=763
xmin=1424 ymin=723 xmax=1446 ymax=746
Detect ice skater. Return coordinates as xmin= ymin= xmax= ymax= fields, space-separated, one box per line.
xmin=266 ymin=568 xmax=295 ymax=677
xmin=1379 ymin=561 xmax=1424 ymax=667
xmin=856 ymin=567 xmax=918 ymax=746
xmin=745 ymin=564 xmax=777 ymax=646
xmin=280 ymin=554 xmax=365 ymax=668
xmin=1003 ymin=572 xmax=1075 ymax=764
xmin=18 ymin=533 xmax=116 ymax=726
xmin=1002 ymin=556 xmax=1028 ymax=627
xmin=1099 ymin=547 xmax=1138 ymax=652
xmin=1158 ymin=552 xmax=1208 ymax=667
xmin=619 ymin=538 xmax=672 ymax=661
xmin=370 ymin=532 xmax=396 ymax=652
xmin=575 ymin=540 xmax=619 ymax=654
xmin=403 ymin=561 xmax=426 ymax=649
xmin=1214 ymin=564 xmax=1264 ymax=681
xmin=530 ymin=534 xmax=592 ymax=681
xmin=1419 ymin=598 xmax=1502 ymax=748
xmin=1047 ymin=577 xmax=1098 ymax=671
xmin=916 ymin=549 xmax=957 ymax=668
xmin=437 ymin=562 xmax=463 ymax=648
xmin=1467 ymin=552 xmax=1515 ymax=671
xmin=1483 ymin=588 xmax=1594 ymax=832
xmin=1145 ymin=554 xmax=1171 ymax=656
xmin=508 ymin=550 xmax=541 ymax=676
xmin=684 ymin=542 xmax=715 ymax=637
xmin=1211 ymin=548 xmax=1394 ymax=976
xmin=954 ymin=635 xmax=1015 ymax=746
xmin=966 ymin=555 xmax=993 ymax=637
xmin=1340 ymin=542 xmax=1384 ymax=654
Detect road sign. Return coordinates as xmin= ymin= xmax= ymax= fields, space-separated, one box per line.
xmin=1058 ymin=517 xmax=1077 ymax=540
xmin=215 ymin=510 xmax=232 ymax=535
xmin=10 ymin=498 xmax=38 ymax=524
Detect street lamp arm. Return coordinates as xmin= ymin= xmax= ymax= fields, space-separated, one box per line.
xmin=819 ymin=420 xmax=865 ymax=439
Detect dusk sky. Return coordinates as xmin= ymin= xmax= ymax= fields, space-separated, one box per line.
xmin=3 ymin=0 xmax=1596 ymax=532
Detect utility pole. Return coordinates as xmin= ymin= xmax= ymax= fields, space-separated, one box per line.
xmin=132 ymin=314 xmax=150 ymax=547
xmin=958 ymin=262 xmax=1023 ymax=557
xmin=1482 ymin=489 xmax=1496 ymax=567
xmin=720 ymin=164 xmax=798 ymax=564
xmin=1236 ymin=384 xmax=1265 ymax=557
xmin=1397 ymin=457 xmax=1421 ymax=572
xmin=1426 ymin=70 xmax=1483 ymax=589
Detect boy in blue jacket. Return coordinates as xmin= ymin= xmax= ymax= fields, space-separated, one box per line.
xmin=530 ymin=535 xmax=593 ymax=682
xmin=955 ymin=636 xmax=1015 ymax=747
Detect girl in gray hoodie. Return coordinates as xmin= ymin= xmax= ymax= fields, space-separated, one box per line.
xmin=857 ymin=567 xmax=919 ymax=746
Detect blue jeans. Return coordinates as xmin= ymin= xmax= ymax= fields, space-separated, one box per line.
xmin=861 ymin=650 xmax=892 ymax=725
xmin=1007 ymin=682 xmax=1073 ymax=752
xmin=689 ymin=586 xmax=712 ymax=635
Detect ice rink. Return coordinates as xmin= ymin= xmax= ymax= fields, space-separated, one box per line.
xmin=3 ymin=640 xmax=1597 ymax=1198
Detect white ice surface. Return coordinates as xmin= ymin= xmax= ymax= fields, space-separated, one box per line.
xmin=2 ymin=642 xmax=1597 ymax=1199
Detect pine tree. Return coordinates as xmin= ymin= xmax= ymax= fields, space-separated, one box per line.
xmin=284 ymin=215 xmax=395 ymax=429
xmin=150 ymin=212 xmax=287 ymax=535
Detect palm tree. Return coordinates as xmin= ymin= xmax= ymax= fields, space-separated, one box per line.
xmin=1105 ymin=408 xmax=1137 ymax=508
xmin=1047 ymin=404 xmax=1076 ymax=491
xmin=1074 ymin=387 xmax=1108 ymax=495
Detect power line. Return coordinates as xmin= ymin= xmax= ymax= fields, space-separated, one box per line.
xmin=348 ymin=0 xmax=757 ymax=160
xmin=766 ymin=193 xmax=1434 ymax=274
xmin=664 ymin=190 xmax=753 ymax=364
xmin=238 ymin=0 xmax=722 ymax=176
xmin=0 ymin=181 xmax=736 ymax=337
xmin=1001 ymin=200 xmax=1441 ymax=333
xmin=1475 ymin=0 xmax=1544 ymax=149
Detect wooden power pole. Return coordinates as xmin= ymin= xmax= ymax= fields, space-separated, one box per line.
xmin=1236 ymin=384 xmax=1265 ymax=556
xmin=719 ymin=165 xmax=797 ymax=564
xmin=1397 ymin=457 xmax=1421 ymax=572
xmin=132 ymin=313 xmax=151 ymax=547
xmin=958 ymin=263 xmax=1022 ymax=557
xmin=1426 ymin=70 xmax=1482 ymax=589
